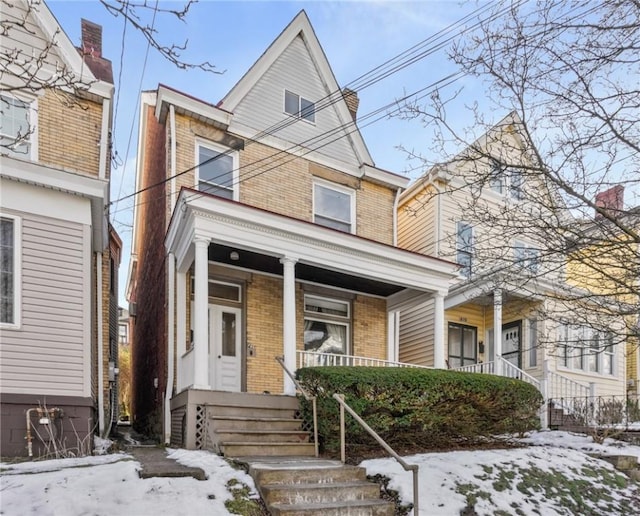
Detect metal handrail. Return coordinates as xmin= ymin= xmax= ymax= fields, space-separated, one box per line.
xmin=275 ymin=356 xmax=319 ymax=458
xmin=333 ymin=393 xmax=419 ymax=515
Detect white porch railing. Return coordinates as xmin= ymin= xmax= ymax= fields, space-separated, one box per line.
xmin=454 ymin=361 xmax=496 ymax=375
xmin=297 ymin=350 xmax=433 ymax=370
xmin=178 ymin=349 xmax=195 ymax=392
xmin=497 ymin=357 xmax=541 ymax=389
xmin=546 ymin=369 xmax=591 ymax=400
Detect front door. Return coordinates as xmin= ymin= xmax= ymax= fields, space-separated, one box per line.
xmin=502 ymin=321 xmax=522 ymax=368
xmin=448 ymin=323 xmax=477 ymax=368
xmin=209 ymin=305 xmax=242 ymax=391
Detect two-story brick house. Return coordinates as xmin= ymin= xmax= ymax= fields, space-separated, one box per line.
xmin=128 ymin=11 xmax=459 ymax=445
xmin=0 ymin=0 xmax=119 ymax=456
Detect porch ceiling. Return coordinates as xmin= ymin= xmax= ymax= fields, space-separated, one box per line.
xmin=167 ymin=189 xmax=459 ymax=297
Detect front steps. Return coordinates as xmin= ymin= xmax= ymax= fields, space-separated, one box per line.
xmin=245 ymin=457 xmax=395 ymax=516
xmin=205 ymin=392 xmax=315 ymax=457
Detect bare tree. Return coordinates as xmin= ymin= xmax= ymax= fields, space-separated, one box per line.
xmin=1 ymin=0 xmax=220 ymax=153
xmin=400 ymin=0 xmax=639 ymax=358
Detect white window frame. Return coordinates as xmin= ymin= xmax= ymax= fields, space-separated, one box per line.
xmin=312 ymin=179 xmax=356 ymax=234
xmin=456 ymin=221 xmax=473 ymax=279
xmin=514 ymin=240 xmax=540 ymax=273
xmin=527 ymin=318 xmax=538 ymax=368
xmin=487 ymin=160 xmax=524 ymax=201
xmin=283 ymin=89 xmax=315 ymax=124
xmin=304 ymin=294 xmax=351 ymax=355
xmin=195 ymin=139 xmax=239 ymax=201
xmin=0 ymin=93 xmax=38 ymax=161
xmin=557 ymin=323 xmax=616 ymax=377
xmin=0 ymin=213 xmax=21 ymax=329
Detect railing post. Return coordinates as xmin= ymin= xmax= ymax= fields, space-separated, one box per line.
xmin=338 ymin=394 xmax=346 ymax=464
xmin=540 ymin=359 xmax=550 ymax=430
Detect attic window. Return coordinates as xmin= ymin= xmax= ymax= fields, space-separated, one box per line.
xmin=284 ymin=90 xmax=315 ymax=123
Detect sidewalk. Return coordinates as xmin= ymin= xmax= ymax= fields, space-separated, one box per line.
xmin=128 ymin=446 xmax=207 ymax=480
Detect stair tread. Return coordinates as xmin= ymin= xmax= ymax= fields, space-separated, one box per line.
xmin=211 ymin=416 xmax=301 ymax=422
xmin=271 ymin=499 xmax=393 ymax=509
xmin=217 ymin=430 xmax=309 ymax=434
xmin=263 ymin=480 xmax=376 ymax=490
xmin=222 ymin=441 xmax=314 ymax=446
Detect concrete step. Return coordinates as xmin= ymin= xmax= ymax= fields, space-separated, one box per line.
xmin=221 ymin=442 xmax=316 ymax=458
xmin=209 ymin=405 xmax=298 ymax=419
xmin=210 ymin=416 xmax=303 ymax=431
xmin=261 ymin=481 xmax=381 ymax=505
xmin=251 ymin=464 xmax=367 ymax=486
xmin=269 ymin=499 xmax=395 ymax=516
xmin=215 ymin=430 xmax=310 ymax=443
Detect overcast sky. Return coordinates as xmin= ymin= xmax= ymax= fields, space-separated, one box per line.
xmin=46 ymin=0 xmax=502 ymax=305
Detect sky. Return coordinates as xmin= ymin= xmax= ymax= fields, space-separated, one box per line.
xmin=46 ymin=0 xmax=491 ymax=306
xmin=2 ymin=430 xmax=639 ymax=515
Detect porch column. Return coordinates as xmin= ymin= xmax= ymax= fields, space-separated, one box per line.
xmin=387 ymin=311 xmax=399 ymax=363
xmin=176 ymin=269 xmax=186 ymax=391
xmin=433 ymin=291 xmax=446 ymax=369
xmin=493 ymin=288 xmax=503 ymax=376
xmin=280 ymin=256 xmax=298 ymax=395
xmin=193 ymin=237 xmax=210 ymax=389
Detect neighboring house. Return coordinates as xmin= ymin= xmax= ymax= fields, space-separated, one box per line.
xmin=0 ymin=0 xmax=118 ymax=456
xmin=397 ymin=112 xmax=627 ymax=409
xmin=566 ymin=187 xmax=640 ymax=399
xmin=127 ymin=11 xmax=459 ymax=443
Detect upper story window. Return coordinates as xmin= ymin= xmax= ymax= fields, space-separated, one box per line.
xmin=0 ymin=94 xmax=33 ymax=158
xmin=456 ymin=221 xmax=473 ymax=279
xmin=489 ymin=160 xmax=524 ymax=200
xmin=304 ymin=295 xmax=350 ymax=355
xmin=284 ymin=90 xmax=315 ymax=123
xmin=0 ymin=215 xmax=20 ymax=327
xmin=196 ymin=141 xmax=238 ymax=200
xmin=118 ymin=323 xmax=128 ymax=345
xmin=514 ymin=240 xmax=540 ymax=273
xmin=313 ymin=180 xmax=355 ymax=233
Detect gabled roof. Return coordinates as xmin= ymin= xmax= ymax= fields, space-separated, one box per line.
xmin=219 ymin=10 xmax=373 ymax=167
xmin=9 ymin=0 xmax=112 ymax=98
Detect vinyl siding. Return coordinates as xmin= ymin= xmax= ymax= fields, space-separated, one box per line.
xmin=0 ymin=213 xmax=89 ymax=396
xmin=233 ymin=35 xmax=359 ymax=168
xmin=397 ymin=186 xmax=437 ymax=256
xmin=399 ymin=299 xmax=435 ymax=366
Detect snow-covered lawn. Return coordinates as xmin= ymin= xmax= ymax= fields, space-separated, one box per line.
xmin=1 ymin=431 xmax=639 ymax=515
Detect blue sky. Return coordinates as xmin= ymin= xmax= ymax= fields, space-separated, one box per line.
xmin=48 ymin=0 xmax=490 ymax=305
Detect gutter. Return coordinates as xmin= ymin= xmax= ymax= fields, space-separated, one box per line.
xmin=164 ymin=253 xmax=176 ymax=445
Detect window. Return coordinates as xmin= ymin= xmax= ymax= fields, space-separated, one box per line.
xmin=489 ymin=161 xmax=503 ymax=194
xmin=558 ymin=323 xmax=615 ymax=375
xmin=313 ymin=181 xmax=354 ymax=233
xmin=196 ymin=143 xmax=237 ymax=200
xmin=0 ymin=95 xmax=31 ymax=157
xmin=304 ymin=295 xmax=350 ymax=355
xmin=284 ymin=90 xmax=315 ymax=123
xmin=0 ymin=216 xmax=19 ymax=326
xmin=448 ymin=323 xmax=477 ymax=367
xmin=118 ymin=323 xmax=128 ymax=345
xmin=510 ymin=169 xmax=524 ymax=200
xmin=456 ymin=221 xmax=473 ymax=279
xmin=190 ymin=278 xmax=241 ymax=303
xmin=514 ymin=241 xmax=540 ymax=273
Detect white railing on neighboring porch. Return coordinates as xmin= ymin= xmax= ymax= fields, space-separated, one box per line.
xmin=297 ymin=350 xmax=433 ymax=370
xmin=178 ymin=348 xmax=195 ymax=392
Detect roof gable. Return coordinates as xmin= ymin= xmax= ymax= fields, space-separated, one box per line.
xmin=220 ymin=10 xmax=373 ymax=170
xmin=1 ymin=0 xmax=111 ymax=98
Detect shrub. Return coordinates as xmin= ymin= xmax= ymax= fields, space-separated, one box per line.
xmin=296 ymin=367 xmax=542 ymax=454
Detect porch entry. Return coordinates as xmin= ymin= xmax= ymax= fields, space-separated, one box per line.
xmin=487 ymin=320 xmax=522 ymax=367
xmin=209 ymin=304 xmax=242 ymax=392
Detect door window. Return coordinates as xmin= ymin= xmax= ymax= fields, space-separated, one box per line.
xmin=448 ymin=323 xmax=477 ymax=367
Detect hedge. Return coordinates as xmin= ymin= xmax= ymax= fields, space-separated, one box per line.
xmin=296 ymin=366 xmax=543 ymax=454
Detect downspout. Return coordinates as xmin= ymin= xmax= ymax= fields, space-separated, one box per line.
xmin=96 ymin=252 xmax=105 ymax=436
xmin=169 ymin=105 xmax=177 ymax=209
xmin=392 ymin=187 xmax=402 ymax=247
xmin=165 ymin=253 xmax=176 ymax=445
xmin=98 ymin=98 xmax=110 ymax=180
xmin=433 ymin=180 xmax=443 ymax=257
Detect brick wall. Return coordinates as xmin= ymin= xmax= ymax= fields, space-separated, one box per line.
xmin=38 ymin=90 xmax=106 ymax=177
xmin=352 ymin=295 xmax=387 ymax=359
xmin=130 ymin=105 xmax=168 ymax=437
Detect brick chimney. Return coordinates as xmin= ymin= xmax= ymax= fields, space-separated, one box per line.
xmin=342 ymin=88 xmax=359 ymax=121
xmin=81 ymin=19 xmax=102 ymax=58
xmin=78 ymin=19 xmax=113 ymax=84
xmin=595 ymin=185 xmax=624 ymax=219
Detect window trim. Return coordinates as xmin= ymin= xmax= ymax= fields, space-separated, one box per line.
xmin=0 ymin=93 xmax=38 ymax=161
xmin=513 ymin=239 xmax=540 ymax=273
xmin=283 ymin=89 xmax=316 ymax=124
xmin=557 ymin=323 xmax=616 ymax=377
xmin=487 ymin=160 xmax=524 ymax=201
xmin=0 ymin=213 xmax=21 ymax=329
xmin=194 ymin=139 xmax=239 ymax=201
xmin=456 ymin=221 xmax=473 ymax=279
xmin=304 ymin=294 xmax=351 ymax=355
xmin=448 ymin=322 xmax=478 ymax=367
xmin=312 ymin=179 xmax=356 ymax=234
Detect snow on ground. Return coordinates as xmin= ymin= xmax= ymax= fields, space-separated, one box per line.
xmin=1 ymin=431 xmax=638 ymax=516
